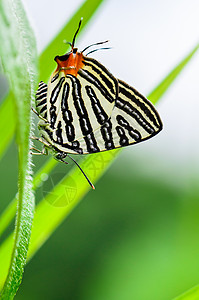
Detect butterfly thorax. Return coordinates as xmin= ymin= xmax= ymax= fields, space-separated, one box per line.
xmin=54 ymin=48 xmax=83 ymax=77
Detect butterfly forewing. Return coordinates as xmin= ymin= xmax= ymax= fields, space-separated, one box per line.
xmin=79 ymin=56 xmax=118 ymax=103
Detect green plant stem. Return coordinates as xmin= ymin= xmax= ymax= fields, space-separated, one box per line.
xmin=0 ymin=0 xmax=37 ymax=298
xmin=148 ymin=44 xmax=199 ymax=102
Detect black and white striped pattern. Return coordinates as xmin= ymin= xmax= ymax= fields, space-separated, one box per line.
xmin=35 ymin=55 xmax=162 ymax=155
xmin=35 ymin=81 xmax=48 ymax=119
xmin=74 ymin=79 xmax=162 ymax=153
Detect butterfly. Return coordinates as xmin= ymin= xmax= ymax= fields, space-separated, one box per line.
xmin=32 ymin=18 xmax=163 ymax=189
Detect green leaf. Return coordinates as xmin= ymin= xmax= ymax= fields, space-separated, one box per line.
xmin=39 ymin=0 xmax=105 ymax=83
xmin=0 ymin=39 xmax=198 ymax=291
xmin=0 ymin=0 xmax=37 ymax=298
xmin=0 ymin=95 xmax=16 ymax=159
xmin=173 ymin=284 xmax=199 ymax=300
xmin=147 ymin=44 xmax=199 ymax=103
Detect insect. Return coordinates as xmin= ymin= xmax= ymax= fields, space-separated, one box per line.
xmin=31 ymin=18 xmax=163 ymax=189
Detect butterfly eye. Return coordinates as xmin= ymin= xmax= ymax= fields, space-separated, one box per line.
xmin=54 ymin=53 xmax=71 ymax=62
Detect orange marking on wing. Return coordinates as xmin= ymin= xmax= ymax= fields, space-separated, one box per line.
xmin=54 ymin=52 xmax=84 ymax=77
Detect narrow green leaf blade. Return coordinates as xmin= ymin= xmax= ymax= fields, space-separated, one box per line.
xmin=39 ymin=0 xmax=105 ymax=82
xmin=0 ymin=95 xmax=16 ymax=158
xmin=173 ymin=284 xmax=199 ymax=300
xmin=148 ymin=44 xmax=199 ymax=103
xmin=0 ymin=200 xmax=17 ymax=238
xmin=0 ymin=0 xmax=38 ymax=298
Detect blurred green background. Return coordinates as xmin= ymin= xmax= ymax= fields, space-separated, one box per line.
xmin=1 ymin=0 xmax=199 ymax=299
xmin=1 ymin=134 xmax=199 ymax=300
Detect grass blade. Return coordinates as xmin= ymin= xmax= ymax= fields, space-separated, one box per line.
xmin=148 ymin=44 xmax=199 ymax=102
xmin=39 ymin=0 xmax=105 ymax=82
xmin=0 ymin=0 xmax=37 ymax=298
xmin=173 ymin=284 xmax=199 ymax=300
xmin=0 ymin=95 xmax=16 ymax=159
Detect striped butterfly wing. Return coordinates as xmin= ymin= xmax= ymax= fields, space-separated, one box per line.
xmin=75 ymin=79 xmax=162 ymax=153
xmin=35 ymin=81 xmax=48 ymax=119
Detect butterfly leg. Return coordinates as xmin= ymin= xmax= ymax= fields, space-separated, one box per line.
xmin=30 ymin=136 xmax=51 ymax=155
xmin=30 ymin=146 xmax=48 ymax=156
xmin=31 ymin=136 xmax=51 ymax=147
xmin=31 ymin=107 xmax=49 ymax=124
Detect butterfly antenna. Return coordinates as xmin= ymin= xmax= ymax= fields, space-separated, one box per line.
xmin=63 ymin=40 xmax=72 ymax=47
xmin=85 ymin=47 xmax=112 ymax=56
xmin=82 ymin=40 xmax=109 ymax=53
xmin=67 ymin=154 xmax=95 ymax=190
xmin=72 ymin=17 xmax=83 ymax=49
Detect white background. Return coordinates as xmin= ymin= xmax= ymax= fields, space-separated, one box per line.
xmin=22 ymin=0 xmax=199 ymax=183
